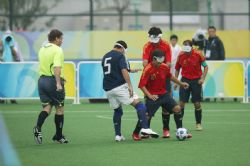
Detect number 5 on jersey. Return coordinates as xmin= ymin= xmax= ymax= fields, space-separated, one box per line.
xmin=104 ymin=57 xmax=112 ymax=74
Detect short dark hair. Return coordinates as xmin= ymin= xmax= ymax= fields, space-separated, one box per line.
xmin=208 ymin=26 xmax=216 ymax=31
xmin=48 ymin=29 xmax=63 ymax=42
xmin=148 ymin=27 xmax=162 ymax=36
xmin=170 ymin=34 xmax=178 ymax=40
xmin=152 ymin=49 xmax=164 ymax=58
xmin=183 ymin=40 xmax=193 ymax=46
xmin=114 ymin=40 xmax=128 ymax=49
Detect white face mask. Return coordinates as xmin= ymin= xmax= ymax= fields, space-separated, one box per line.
xmin=182 ymin=45 xmax=192 ymax=53
xmin=153 ymin=56 xmax=165 ymax=63
xmin=149 ymin=34 xmax=162 ymax=43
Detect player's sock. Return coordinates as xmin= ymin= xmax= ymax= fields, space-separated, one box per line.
xmin=162 ymin=113 xmax=170 ymax=130
xmin=113 ymin=107 xmax=123 ymax=136
xmin=174 ymin=112 xmax=183 ymax=129
xmin=148 ymin=117 xmax=152 ymax=128
xmin=55 ymin=114 xmax=64 ymax=138
xmin=181 ymin=107 xmax=185 ymax=118
xmin=133 ymin=120 xmax=141 ymax=134
xmin=134 ymin=102 xmax=148 ymax=129
xmin=36 ymin=111 xmax=48 ymax=131
xmin=195 ymin=108 xmax=202 ymax=124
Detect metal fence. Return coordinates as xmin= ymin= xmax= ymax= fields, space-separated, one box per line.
xmin=0 ymin=0 xmax=249 ymax=31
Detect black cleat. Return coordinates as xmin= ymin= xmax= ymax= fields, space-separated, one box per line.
xmin=33 ymin=126 xmax=42 ymax=144
xmin=52 ymin=135 xmax=69 ymax=144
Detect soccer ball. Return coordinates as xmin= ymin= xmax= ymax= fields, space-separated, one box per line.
xmin=176 ymin=128 xmax=188 ymax=141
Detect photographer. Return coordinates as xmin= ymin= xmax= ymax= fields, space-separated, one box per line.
xmin=1 ymin=31 xmax=18 ymax=62
xmin=0 ymin=31 xmax=21 ymax=104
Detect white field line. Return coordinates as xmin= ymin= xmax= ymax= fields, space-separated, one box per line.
xmin=0 ymin=109 xmax=250 ymax=114
xmin=96 ymin=115 xmax=250 ymax=125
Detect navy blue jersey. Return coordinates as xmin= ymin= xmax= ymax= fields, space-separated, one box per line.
xmin=102 ymin=50 xmax=128 ymax=91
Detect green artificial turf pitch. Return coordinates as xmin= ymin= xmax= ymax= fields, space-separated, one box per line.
xmin=1 ymin=101 xmax=250 ymax=166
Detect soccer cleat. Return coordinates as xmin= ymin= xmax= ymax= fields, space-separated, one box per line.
xmin=115 ymin=135 xmax=125 ymax=142
xmin=52 ymin=135 xmax=69 ymax=144
xmin=196 ymin=124 xmax=203 ymax=131
xmin=132 ymin=133 xmax=141 ymax=141
xmin=33 ymin=126 xmax=42 ymax=144
xmin=163 ymin=129 xmax=170 ymax=138
xmin=140 ymin=128 xmax=159 ymax=138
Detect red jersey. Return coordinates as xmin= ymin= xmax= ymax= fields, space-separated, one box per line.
xmin=142 ymin=39 xmax=172 ymax=64
xmin=139 ymin=63 xmax=172 ymax=95
xmin=175 ymin=49 xmax=206 ymax=80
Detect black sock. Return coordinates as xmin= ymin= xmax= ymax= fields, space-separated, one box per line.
xmin=162 ymin=113 xmax=170 ymax=130
xmin=148 ymin=117 xmax=152 ymax=128
xmin=174 ymin=112 xmax=183 ymax=129
xmin=195 ymin=109 xmax=202 ymax=124
xmin=181 ymin=107 xmax=185 ymax=118
xmin=133 ymin=120 xmax=141 ymax=134
xmin=55 ymin=114 xmax=64 ymax=138
xmin=36 ymin=111 xmax=49 ymax=131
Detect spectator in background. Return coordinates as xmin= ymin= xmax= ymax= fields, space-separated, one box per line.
xmin=170 ymin=34 xmax=182 ymax=78
xmin=205 ymin=26 xmax=225 ymax=60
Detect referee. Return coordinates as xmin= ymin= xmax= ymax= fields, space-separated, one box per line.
xmin=33 ymin=29 xmax=68 ymax=144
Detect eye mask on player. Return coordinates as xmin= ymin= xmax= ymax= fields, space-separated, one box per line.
xmin=153 ymin=56 xmax=165 ymax=63
xmin=149 ymin=34 xmax=162 ymax=43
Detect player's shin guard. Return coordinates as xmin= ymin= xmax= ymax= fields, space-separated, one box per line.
xmin=134 ymin=102 xmax=148 ymax=129
xmin=113 ymin=107 xmax=123 ymax=136
xmin=195 ymin=108 xmax=202 ymax=124
xmin=174 ymin=112 xmax=183 ymax=129
xmin=162 ymin=113 xmax=170 ymax=130
xmin=55 ymin=114 xmax=64 ymax=137
xmin=36 ymin=111 xmax=49 ymax=131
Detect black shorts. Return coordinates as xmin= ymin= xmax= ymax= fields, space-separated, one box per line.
xmin=179 ymin=77 xmax=202 ymax=103
xmin=38 ymin=76 xmax=65 ymax=107
xmin=145 ymin=93 xmax=178 ymax=117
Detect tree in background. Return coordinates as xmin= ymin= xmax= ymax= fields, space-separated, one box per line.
xmin=94 ymin=0 xmax=131 ymax=31
xmin=0 ymin=0 xmax=61 ymax=31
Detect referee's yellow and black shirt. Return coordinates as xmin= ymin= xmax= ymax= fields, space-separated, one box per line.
xmin=38 ymin=43 xmax=64 ymax=78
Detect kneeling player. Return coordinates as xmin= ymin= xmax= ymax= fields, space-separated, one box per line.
xmin=102 ymin=40 xmax=159 ymax=141
xmin=132 ymin=49 xmax=192 ymax=140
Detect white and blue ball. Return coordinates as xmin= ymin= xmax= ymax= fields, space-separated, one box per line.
xmin=176 ymin=128 xmax=188 ymax=141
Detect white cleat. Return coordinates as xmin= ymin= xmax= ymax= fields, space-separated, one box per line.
xmin=115 ymin=135 xmax=125 ymax=142
xmin=140 ymin=128 xmax=159 ymax=138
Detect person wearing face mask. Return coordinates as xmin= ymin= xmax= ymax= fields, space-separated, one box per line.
xmin=175 ymin=40 xmax=209 ymax=131
xmin=102 ymin=40 xmax=159 ymax=142
xmin=141 ymin=27 xmax=173 ymax=139
xmin=133 ymin=49 xmax=192 ymax=140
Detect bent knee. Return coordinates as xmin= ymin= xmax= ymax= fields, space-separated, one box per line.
xmin=172 ymin=105 xmax=181 ymax=113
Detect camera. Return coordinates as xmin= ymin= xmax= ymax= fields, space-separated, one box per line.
xmin=192 ymin=29 xmax=207 ymax=50
xmin=5 ymin=36 xmax=13 ymax=43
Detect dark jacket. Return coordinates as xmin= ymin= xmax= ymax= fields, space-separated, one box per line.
xmin=205 ymin=36 xmax=225 ymax=60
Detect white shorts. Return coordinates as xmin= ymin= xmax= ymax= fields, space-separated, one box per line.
xmin=105 ymin=83 xmax=139 ymax=109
